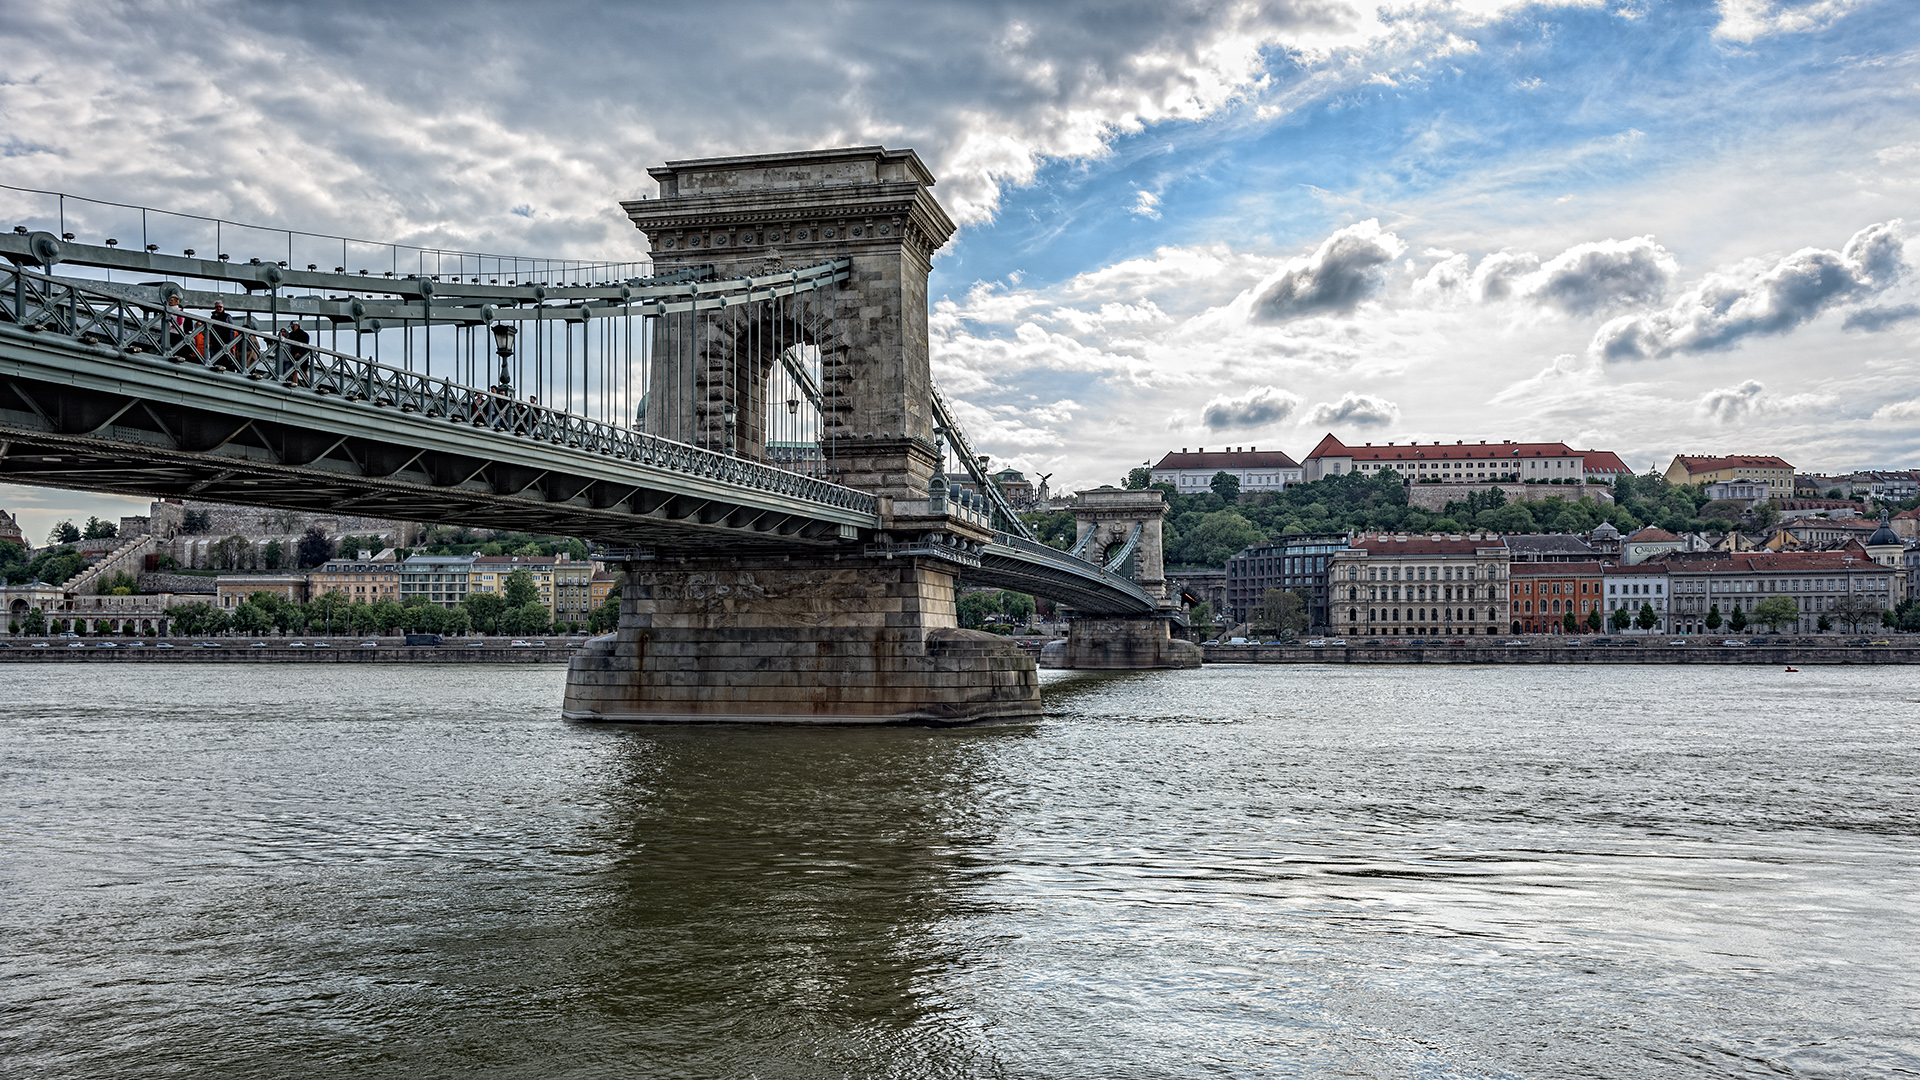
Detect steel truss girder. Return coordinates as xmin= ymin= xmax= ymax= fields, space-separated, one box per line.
xmin=0 ymin=332 xmax=874 ymax=550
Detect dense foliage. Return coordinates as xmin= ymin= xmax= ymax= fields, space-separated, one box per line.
xmin=0 ymin=540 xmax=88 ymax=585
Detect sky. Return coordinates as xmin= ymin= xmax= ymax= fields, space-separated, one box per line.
xmin=2 ymin=0 xmax=1917 ymax=543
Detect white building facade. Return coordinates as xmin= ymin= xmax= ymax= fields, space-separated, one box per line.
xmin=1149 ymin=448 xmax=1302 ymax=495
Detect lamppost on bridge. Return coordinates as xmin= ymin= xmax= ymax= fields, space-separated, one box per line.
xmin=491 ymin=322 xmax=517 ymax=396
xmin=722 ymin=404 xmax=738 ymax=454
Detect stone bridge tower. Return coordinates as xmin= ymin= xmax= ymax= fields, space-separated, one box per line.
xmin=563 ymin=147 xmax=1041 ymax=724
xmin=1040 ymin=487 xmax=1201 ymax=670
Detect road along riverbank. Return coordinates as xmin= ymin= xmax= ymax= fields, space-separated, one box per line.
xmin=1202 ymin=640 xmax=1920 ymax=664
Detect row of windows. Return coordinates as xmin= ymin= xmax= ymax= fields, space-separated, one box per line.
xmin=1518 ymin=581 xmax=1596 ymax=596
xmin=1348 ymin=586 xmax=1492 ymax=602
xmin=1344 ymin=607 xmax=1497 ymax=623
xmin=1346 ymin=565 xmax=1491 ymax=582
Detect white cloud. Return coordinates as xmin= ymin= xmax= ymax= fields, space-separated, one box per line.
xmin=1130 ymin=190 xmax=1162 ymax=219
xmin=1305 ymin=392 xmax=1400 ymax=428
xmin=1249 ymin=219 xmax=1407 ymax=322
xmin=1591 ymin=221 xmax=1907 ymax=361
xmin=1200 ymin=385 xmax=1303 ymax=430
xmin=1713 ymin=0 xmax=1871 ymax=43
xmin=1698 ymin=380 xmax=1768 ymax=422
xmin=1872 ymin=398 xmax=1920 ymax=422
xmin=1521 ymin=235 xmax=1677 ymax=316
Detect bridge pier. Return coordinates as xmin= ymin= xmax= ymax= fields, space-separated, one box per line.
xmin=1037 ymin=486 xmax=1202 ymax=670
xmin=563 ymin=553 xmax=1039 ymax=724
xmin=1039 ymin=615 xmax=1202 ymax=670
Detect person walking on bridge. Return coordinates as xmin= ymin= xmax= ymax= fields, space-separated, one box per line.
xmin=209 ymin=299 xmax=238 ymax=370
xmin=279 ymin=319 xmax=310 ymax=385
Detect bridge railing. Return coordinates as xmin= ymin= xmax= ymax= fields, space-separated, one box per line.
xmin=0 ymin=265 xmax=879 ymax=517
xmin=989 ymin=531 xmax=1163 ymax=612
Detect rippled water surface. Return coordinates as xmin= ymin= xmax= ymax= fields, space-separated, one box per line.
xmin=4 ymin=663 xmax=1917 ymax=1078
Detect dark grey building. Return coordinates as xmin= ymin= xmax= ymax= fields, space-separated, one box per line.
xmin=1225 ymin=533 xmax=1349 ymax=629
xmin=1503 ymin=533 xmax=1602 ymax=563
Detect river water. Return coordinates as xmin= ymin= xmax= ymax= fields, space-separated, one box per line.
xmin=3 ymin=663 xmax=1916 ymax=1079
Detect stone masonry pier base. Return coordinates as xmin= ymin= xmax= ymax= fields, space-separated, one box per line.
xmin=563 ymin=554 xmax=1040 ymax=724
xmin=1039 ymin=616 xmax=1204 ymax=670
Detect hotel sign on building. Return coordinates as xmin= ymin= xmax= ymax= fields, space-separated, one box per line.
xmin=1328 ymin=533 xmax=1512 ymax=637
xmin=1149 ymin=447 xmax=1302 ymax=495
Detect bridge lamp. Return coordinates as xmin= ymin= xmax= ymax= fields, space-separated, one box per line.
xmin=491 ymin=322 xmax=517 ymax=393
xmin=786 ymin=397 xmax=799 ymax=415
xmin=723 ymin=404 xmax=738 ymax=450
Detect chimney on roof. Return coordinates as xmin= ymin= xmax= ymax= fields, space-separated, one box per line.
xmin=1181 ymin=448 xmax=1186 ymax=453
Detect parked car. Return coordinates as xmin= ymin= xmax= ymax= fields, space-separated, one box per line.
xmin=58 ymin=632 xmax=79 ymax=639
xmin=1869 ymin=639 xmax=1892 ymax=646
xmin=95 ymin=642 xmax=118 ymax=648
xmin=509 ymin=639 xmax=534 ymax=647
xmin=1325 ymin=638 xmax=1347 ymax=646
xmin=1305 ymin=639 xmax=1327 ymax=647
xmin=0 ymin=642 xmax=9 ymax=648
xmin=313 ymin=642 xmax=331 ymax=648
xmin=155 ymin=643 xmax=175 ymax=649
xmin=1722 ymin=639 xmax=1747 ymax=647
xmin=1501 ymin=639 xmax=1528 ymax=646
xmin=30 ymin=642 xmax=48 ymax=648
xmin=1668 ymin=640 xmax=1687 ymax=646
xmin=358 ymin=641 xmax=380 ymax=648
xmin=288 ymin=642 xmax=308 ymax=648
xmin=66 ymin=642 xmax=86 ymax=648
xmin=248 ymin=642 xmax=268 ymax=648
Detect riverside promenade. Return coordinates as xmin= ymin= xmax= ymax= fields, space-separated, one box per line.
xmin=1202 ymin=638 xmax=1920 ymax=665
xmin=0 ymin=638 xmax=575 ymax=662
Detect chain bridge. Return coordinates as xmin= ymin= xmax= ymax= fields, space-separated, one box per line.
xmin=0 ymin=146 xmax=1198 ymax=722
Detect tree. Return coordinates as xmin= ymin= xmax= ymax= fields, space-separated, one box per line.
xmin=1608 ymin=606 xmax=1629 ymax=631
xmin=1254 ymin=588 xmax=1307 ymax=637
xmin=1818 ymin=614 xmax=1833 ymax=632
xmin=464 ymin=593 xmax=509 ymax=636
xmin=263 ymin=540 xmax=285 ymax=570
xmin=21 ymin=606 xmax=45 ymax=635
xmin=296 ymin=526 xmax=335 ymax=568
xmin=308 ymin=590 xmax=349 ymax=635
xmin=1754 ymin=596 xmax=1798 ymax=633
xmin=503 ymin=601 xmax=550 ymax=636
xmin=1587 ymin=608 xmax=1602 ymax=632
xmin=1209 ymin=470 xmax=1241 ymax=503
xmin=1729 ymin=605 xmax=1748 ymax=632
xmin=1124 ymin=466 xmax=1151 ymax=490
xmin=49 ymin=520 xmax=81 ymax=545
xmin=82 ymin=516 xmax=118 ymax=540
xmin=588 ymin=593 xmax=622 ymax=634
xmin=1704 ymin=604 xmax=1722 ymax=630
xmin=229 ymin=602 xmax=273 ymax=636
xmin=1562 ymin=610 xmax=1579 ymax=633
xmin=1476 ymin=504 xmax=1537 ymax=534
xmin=1834 ymin=593 xmax=1884 ymax=633
xmin=957 ymin=591 xmax=1001 ymax=629
xmin=1636 ymin=602 xmax=1660 ymax=631
xmin=370 ymin=600 xmax=407 ymax=633
xmin=502 ymin=568 xmax=540 ymax=608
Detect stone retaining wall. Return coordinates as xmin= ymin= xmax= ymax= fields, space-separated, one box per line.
xmin=1203 ymin=643 xmax=1920 ymax=664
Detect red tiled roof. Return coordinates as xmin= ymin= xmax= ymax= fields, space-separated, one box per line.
xmin=1662 ymin=550 xmax=1889 ymax=573
xmin=1152 ymin=449 xmax=1299 ymax=469
xmin=1579 ymin=451 xmax=1632 ymax=474
xmin=1303 ymin=434 xmax=1582 ymax=463
xmin=1672 ymin=454 xmax=1794 ymax=473
xmin=1345 ymin=533 xmax=1506 ymax=555
xmin=1511 ymin=561 xmax=1607 ymax=576
xmin=1627 ymin=527 xmax=1679 ymax=542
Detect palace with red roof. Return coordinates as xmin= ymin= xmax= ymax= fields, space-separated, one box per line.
xmin=1298 ymin=433 xmax=1632 ymax=486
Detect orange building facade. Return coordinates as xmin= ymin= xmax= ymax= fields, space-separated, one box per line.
xmin=1510 ymin=561 xmax=1606 ymax=634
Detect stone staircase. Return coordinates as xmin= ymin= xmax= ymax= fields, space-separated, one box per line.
xmin=63 ymin=534 xmax=157 ymax=595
